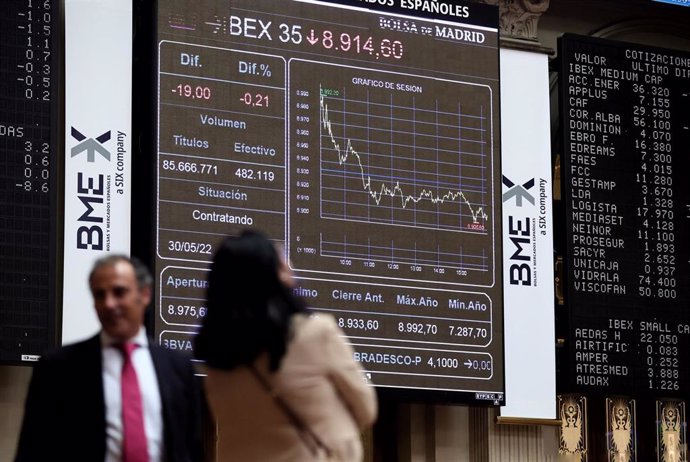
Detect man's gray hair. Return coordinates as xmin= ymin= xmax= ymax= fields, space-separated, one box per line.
xmin=89 ymin=255 xmax=153 ymax=288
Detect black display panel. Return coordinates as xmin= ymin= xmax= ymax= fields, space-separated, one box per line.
xmin=0 ymin=0 xmax=58 ymax=363
xmin=560 ymin=34 xmax=690 ymax=396
xmin=155 ymin=0 xmax=503 ymax=403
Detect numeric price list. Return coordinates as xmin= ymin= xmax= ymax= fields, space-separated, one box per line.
xmin=560 ymin=34 xmax=690 ymax=395
xmin=0 ymin=0 xmax=58 ymax=363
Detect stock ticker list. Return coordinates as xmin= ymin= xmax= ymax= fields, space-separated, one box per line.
xmin=0 ymin=0 xmax=57 ymax=362
xmin=561 ymin=35 xmax=690 ymax=395
xmin=156 ymin=0 xmax=503 ymax=400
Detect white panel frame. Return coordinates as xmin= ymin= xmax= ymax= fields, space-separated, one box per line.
xmin=499 ymin=49 xmax=556 ymax=420
xmin=62 ymin=0 xmax=132 ymax=344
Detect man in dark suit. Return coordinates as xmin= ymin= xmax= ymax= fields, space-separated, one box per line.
xmin=15 ymin=255 xmax=203 ymax=462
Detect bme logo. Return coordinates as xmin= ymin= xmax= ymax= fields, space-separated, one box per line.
xmin=502 ymin=176 xmax=535 ymax=207
xmin=503 ymin=175 xmax=535 ymax=286
xmin=71 ymin=127 xmax=110 ymax=250
xmin=71 ymin=127 xmax=111 ymax=162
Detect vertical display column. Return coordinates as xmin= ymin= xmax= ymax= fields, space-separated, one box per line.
xmin=0 ymin=0 xmax=57 ymax=362
xmin=630 ymin=70 xmax=681 ymax=393
xmin=560 ymin=34 xmax=690 ymax=396
xmin=156 ymin=42 xmax=286 ymax=346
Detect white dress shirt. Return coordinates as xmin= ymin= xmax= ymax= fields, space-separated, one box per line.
xmin=101 ymin=328 xmax=163 ymax=462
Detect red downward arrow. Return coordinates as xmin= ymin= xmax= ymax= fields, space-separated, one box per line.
xmin=307 ymin=29 xmax=318 ymax=45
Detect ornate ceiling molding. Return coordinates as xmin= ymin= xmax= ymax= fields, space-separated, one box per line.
xmin=479 ymin=0 xmax=552 ymax=54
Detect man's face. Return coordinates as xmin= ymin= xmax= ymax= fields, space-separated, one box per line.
xmin=90 ymin=260 xmax=151 ymax=342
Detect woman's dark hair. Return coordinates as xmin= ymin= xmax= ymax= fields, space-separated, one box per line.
xmin=194 ymin=229 xmax=306 ymax=371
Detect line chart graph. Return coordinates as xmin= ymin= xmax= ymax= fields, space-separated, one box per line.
xmin=288 ymin=60 xmax=498 ymax=285
xmin=319 ymin=85 xmax=490 ymax=233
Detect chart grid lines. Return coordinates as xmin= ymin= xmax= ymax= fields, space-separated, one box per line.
xmin=319 ymin=86 xmax=490 ymax=232
xmin=319 ymin=233 xmax=489 ymax=271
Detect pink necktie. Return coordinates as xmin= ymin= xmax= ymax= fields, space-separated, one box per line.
xmin=117 ymin=343 xmax=149 ymax=462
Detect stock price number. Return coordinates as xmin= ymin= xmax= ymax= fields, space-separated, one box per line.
xmin=235 ymin=168 xmax=275 ymax=181
xmin=240 ymin=92 xmax=269 ymax=108
xmin=338 ymin=317 xmax=380 ymax=331
xmin=448 ymin=325 xmax=488 ymax=339
xmin=426 ymin=356 xmax=491 ymax=371
xmin=398 ymin=322 xmax=438 ymax=336
xmin=167 ymin=304 xmax=207 ymax=319
xmin=640 ymin=332 xmax=678 ymax=345
xmin=649 ymin=373 xmax=680 ymax=391
xmin=304 ymin=29 xmax=404 ymax=60
xmin=172 ymin=83 xmax=211 ymax=100
xmin=427 ymin=356 xmax=459 ymax=369
xmin=272 ymin=21 xmax=404 ymax=60
xmin=162 ymin=160 xmax=217 ymax=175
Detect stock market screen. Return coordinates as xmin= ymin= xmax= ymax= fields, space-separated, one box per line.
xmin=560 ymin=34 xmax=690 ymax=397
xmin=154 ymin=0 xmax=503 ymax=402
xmin=0 ymin=0 xmax=58 ymax=363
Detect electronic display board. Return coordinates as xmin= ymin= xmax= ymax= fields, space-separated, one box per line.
xmin=0 ymin=0 xmax=58 ymax=363
xmin=560 ymin=34 xmax=690 ymax=396
xmin=154 ymin=0 xmax=502 ymax=402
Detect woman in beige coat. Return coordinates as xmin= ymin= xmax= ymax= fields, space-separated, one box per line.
xmin=195 ymin=230 xmax=377 ymax=461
